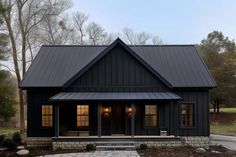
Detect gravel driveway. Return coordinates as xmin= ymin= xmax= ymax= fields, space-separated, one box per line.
xmin=211 ymin=134 xmax=236 ymax=151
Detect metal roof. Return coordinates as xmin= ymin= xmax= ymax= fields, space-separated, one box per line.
xmin=49 ymin=92 xmax=182 ymax=101
xmin=20 ymin=38 xmax=216 ymax=88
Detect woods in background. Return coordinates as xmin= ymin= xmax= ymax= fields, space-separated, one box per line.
xmin=199 ymin=31 xmax=236 ymax=110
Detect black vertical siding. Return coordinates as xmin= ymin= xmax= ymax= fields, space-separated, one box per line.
xmin=27 ymin=90 xmax=209 ymax=137
xmin=66 ymin=45 xmax=169 ymax=92
xmin=27 ymin=89 xmax=60 ymax=137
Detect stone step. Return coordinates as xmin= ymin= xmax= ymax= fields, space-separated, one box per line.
xmin=96 ymin=141 xmax=135 ymax=146
xmin=96 ymin=145 xmax=135 ymax=151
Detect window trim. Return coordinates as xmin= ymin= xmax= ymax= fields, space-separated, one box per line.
xmin=179 ymin=102 xmax=196 ymax=129
xmin=41 ymin=105 xmax=53 ymax=128
xmin=76 ymin=105 xmax=89 ymax=128
xmin=143 ymin=104 xmax=159 ymax=129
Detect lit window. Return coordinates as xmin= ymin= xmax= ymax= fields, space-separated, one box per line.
xmin=145 ymin=105 xmax=158 ymax=127
xmin=180 ymin=103 xmax=194 ymax=127
xmin=42 ymin=105 xmax=53 ymax=127
xmin=77 ymin=105 xmax=89 ymax=127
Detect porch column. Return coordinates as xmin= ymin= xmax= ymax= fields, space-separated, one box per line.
xmin=97 ymin=103 xmax=102 ymax=137
xmin=54 ymin=104 xmax=59 ymax=137
xmin=131 ymin=103 xmax=135 ymax=138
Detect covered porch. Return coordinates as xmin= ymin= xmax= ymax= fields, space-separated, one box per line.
xmin=50 ymin=92 xmax=182 ymax=138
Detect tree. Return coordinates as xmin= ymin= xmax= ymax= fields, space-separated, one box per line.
xmin=122 ymin=27 xmax=162 ymax=45
xmin=87 ymin=22 xmax=107 ymax=45
xmin=73 ymin=11 xmax=88 ymax=45
xmin=0 ymin=3 xmax=16 ymax=122
xmin=0 ymin=0 xmax=71 ymax=131
xmin=0 ymin=70 xmax=17 ymax=122
xmin=200 ymin=31 xmax=236 ymax=111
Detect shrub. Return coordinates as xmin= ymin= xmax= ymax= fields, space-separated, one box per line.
xmin=12 ymin=132 xmax=21 ymax=144
xmin=0 ymin=134 xmax=5 ymax=142
xmin=86 ymin=144 xmax=95 ymax=151
xmin=0 ymin=134 xmax=5 ymax=146
xmin=2 ymin=138 xmax=17 ymax=149
xmin=140 ymin=144 xmax=148 ymax=150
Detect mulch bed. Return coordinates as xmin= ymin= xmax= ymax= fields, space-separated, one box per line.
xmin=0 ymin=146 xmax=87 ymax=157
xmin=0 ymin=145 xmax=236 ymax=157
xmin=138 ymin=146 xmax=236 ymax=157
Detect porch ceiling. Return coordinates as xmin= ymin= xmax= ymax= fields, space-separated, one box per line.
xmin=49 ymin=92 xmax=182 ymax=101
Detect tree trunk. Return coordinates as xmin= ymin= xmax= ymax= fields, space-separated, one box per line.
xmin=18 ymin=88 xmax=25 ymax=132
xmin=216 ymin=99 xmax=220 ymax=113
xmin=3 ymin=8 xmax=25 ymax=132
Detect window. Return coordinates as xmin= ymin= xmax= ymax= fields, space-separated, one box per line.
xmin=42 ymin=105 xmax=53 ymax=127
xmin=180 ymin=103 xmax=194 ymax=127
xmin=77 ymin=105 xmax=89 ymax=127
xmin=145 ymin=105 xmax=158 ymax=127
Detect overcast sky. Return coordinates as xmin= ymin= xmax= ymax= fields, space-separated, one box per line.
xmin=71 ymin=0 xmax=236 ymax=44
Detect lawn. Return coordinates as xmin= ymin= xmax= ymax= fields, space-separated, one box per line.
xmin=210 ymin=108 xmax=236 ymax=135
xmin=210 ymin=107 xmax=236 ymax=113
xmin=0 ymin=128 xmax=19 ymax=134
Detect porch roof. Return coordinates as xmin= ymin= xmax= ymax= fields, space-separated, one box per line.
xmin=49 ymin=92 xmax=182 ymax=101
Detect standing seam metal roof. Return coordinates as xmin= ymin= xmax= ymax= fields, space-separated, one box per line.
xmin=20 ymin=39 xmax=216 ymax=88
xmin=49 ymin=92 xmax=182 ymax=101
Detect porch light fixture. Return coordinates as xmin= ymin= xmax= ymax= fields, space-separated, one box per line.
xmin=128 ymin=107 xmax=132 ymax=113
xmin=104 ymin=107 xmax=109 ymax=113
xmin=103 ymin=106 xmax=110 ymax=117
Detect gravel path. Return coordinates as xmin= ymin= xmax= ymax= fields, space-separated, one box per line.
xmin=38 ymin=150 xmax=140 ymax=157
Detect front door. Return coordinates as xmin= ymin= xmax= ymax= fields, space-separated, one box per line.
xmin=111 ymin=104 xmax=125 ymax=134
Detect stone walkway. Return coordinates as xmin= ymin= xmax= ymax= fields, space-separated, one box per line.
xmin=39 ymin=151 xmax=140 ymax=157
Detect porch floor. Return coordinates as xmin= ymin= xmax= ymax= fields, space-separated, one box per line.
xmin=52 ymin=135 xmax=181 ymax=141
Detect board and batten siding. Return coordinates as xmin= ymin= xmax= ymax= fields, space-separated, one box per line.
xmin=66 ymin=44 xmax=169 ymax=92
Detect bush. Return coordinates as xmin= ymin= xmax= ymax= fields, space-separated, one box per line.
xmin=140 ymin=144 xmax=148 ymax=150
xmin=0 ymin=134 xmax=5 ymax=146
xmin=86 ymin=144 xmax=95 ymax=151
xmin=12 ymin=132 xmax=21 ymax=144
xmin=2 ymin=138 xmax=17 ymax=149
xmin=0 ymin=134 xmax=5 ymax=142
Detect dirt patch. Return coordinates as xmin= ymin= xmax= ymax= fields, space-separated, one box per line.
xmin=210 ymin=112 xmax=236 ymax=135
xmin=210 ymin=112 xmax=236 ymax=124
xmin=137 ymin=146 xmax=236 ymax=157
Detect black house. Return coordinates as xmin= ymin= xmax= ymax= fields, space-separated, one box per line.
xmin=20 ymin=38 xmax=216 ymax=149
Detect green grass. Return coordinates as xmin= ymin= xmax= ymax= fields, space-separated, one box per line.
xmin=0 ymin=128 xmax=19 ymax=135
xmin=210 ymin=107 xmax=236 ymax=113
xmin=211 ymin=122 xmax=236 ymax=135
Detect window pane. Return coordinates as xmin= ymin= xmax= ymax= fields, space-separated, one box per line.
xmin=77 ymin=105 xmax=89 ymax=127
xmin=42 ymin=105 xmax=53 ymax=127
xmin=180 ymin=103 xmax=193 ymax=127
xmin=145 ymin=105 xmax=158 ymax=127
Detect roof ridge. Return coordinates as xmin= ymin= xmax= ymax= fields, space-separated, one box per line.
xmin=42 ymin=44 xmax=196 ymax=47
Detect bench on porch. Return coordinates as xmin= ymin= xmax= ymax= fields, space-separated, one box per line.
xmin=61 ymin=131 xmax=90 ymax=136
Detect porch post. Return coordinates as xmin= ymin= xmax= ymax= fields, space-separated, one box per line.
xmin=54 ymin=104 xmax=59 ymax=137
xmin=131 ymin=103 xmax=135 ymax=138
xmin=97 ymin=103 xmax=102 ymax=137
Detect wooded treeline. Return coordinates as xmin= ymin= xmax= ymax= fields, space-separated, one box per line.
xmin=0 ymin=0 xmax=235 ymax=131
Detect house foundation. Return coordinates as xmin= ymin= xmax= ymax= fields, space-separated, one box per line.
xmin=26 ymin=136 xmax=210 ymax=149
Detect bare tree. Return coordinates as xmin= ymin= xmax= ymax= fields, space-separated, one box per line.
xmin=122 ymin=27 xmax=151 ymax=45
xmin=33 ymin=14 xmax=74 ymax=45
xmin=135 ymin=32 xmax=151 ymax=45
xmin=73 ymin=11 xmax=88 ymax=45
xmin=87 ymin=22 xmax=106 ymax=45
xmin=122 ymin=27 xmax=135 ymax=44
xmin=1 ymin=0 xmax=71 ymax=131
xmin=152 ymin=35 xmax=163 ymax=45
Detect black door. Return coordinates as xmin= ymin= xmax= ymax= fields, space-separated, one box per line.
xmin=111 ymin=104 xmax=125 ymax=134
